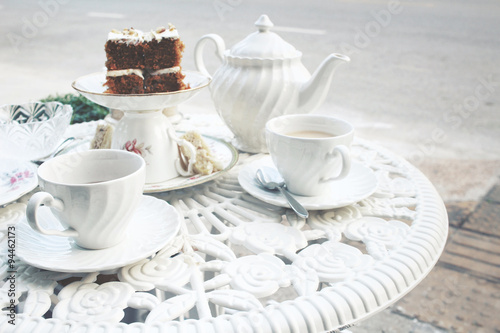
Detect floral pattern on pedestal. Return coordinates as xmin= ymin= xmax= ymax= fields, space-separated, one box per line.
xmin=122 ymin=139 xmax=152 ymax=157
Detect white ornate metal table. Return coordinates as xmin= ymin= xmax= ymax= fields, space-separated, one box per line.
xmin=0 ymin=116 xmax=448 ymax=332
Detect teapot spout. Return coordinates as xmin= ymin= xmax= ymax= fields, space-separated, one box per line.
xmin=298 ymin=53 xmax=350 ymax=113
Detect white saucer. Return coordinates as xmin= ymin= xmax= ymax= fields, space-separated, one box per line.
xmin=17 ymin=195 xmax=180 ymax=273
xmin=0 ymin=160 xmax=38 ymax=206
xmin=238 ymin=156 xmax=378 ymax=210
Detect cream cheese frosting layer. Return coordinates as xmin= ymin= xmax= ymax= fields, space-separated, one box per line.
xmin=149 ymin=67 xmax=181 ymax=76
xmin=106 ymin=67 xmax=180 ymax=79
xmin=106 ymin=69 xmax=144 ymax=79
xmin=107 ymin=25 xmax=179 ymax=43
xmin=107 ymin=28 xmax=143 ymax=44
xmin=143 ymin=24 xmax=179 ymax=42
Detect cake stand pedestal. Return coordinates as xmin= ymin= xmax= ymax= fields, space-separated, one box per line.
xmin=72 ymin=71 xmax=211 ymax=184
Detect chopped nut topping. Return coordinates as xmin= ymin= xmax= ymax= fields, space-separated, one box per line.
xmin=119 ymin=28 xmax=138 ymax=37
xmin=156 ymin=26 xmax=166 ymax=34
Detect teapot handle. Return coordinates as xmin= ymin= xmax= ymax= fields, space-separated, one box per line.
xmin=194 ymin=34 xmax=226 ymax=78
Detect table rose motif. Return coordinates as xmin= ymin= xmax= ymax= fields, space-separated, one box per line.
xmin=344 ymin=217 xmax=411 ymax=259
xmin=293 ymin=242 xmax=374 ymax=283
xmin=222 ymin=253 xmax=290 ymax=298
xmin=53 ymin=281 xmax=134 ymax=323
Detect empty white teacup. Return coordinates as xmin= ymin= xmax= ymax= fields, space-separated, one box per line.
xmin=26 ymin=149 xmax=146 ymax=250
xmin=266 ymin=114 xmax=353 ymax=196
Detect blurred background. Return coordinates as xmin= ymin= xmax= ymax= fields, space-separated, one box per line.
xmin=1 ymin=0 xmax=499 ymax=332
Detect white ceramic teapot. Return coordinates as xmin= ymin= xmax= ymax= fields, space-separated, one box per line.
xmin=195 ymin=14 xmax=350 ymax=153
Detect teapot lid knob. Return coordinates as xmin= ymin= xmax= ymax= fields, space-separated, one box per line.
xmin=228 ymin=14 xmax=300 ymax=58
xmin=255 ymin=14 xmax=274 ymax=32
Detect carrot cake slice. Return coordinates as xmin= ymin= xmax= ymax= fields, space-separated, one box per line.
xmin=103 ymin=25 xmax=189 ymax=94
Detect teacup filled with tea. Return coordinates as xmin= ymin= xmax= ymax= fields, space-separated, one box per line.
xmin=26 ymin=149 xmax=146 ymax=250
xmin=266 ymin=114 xmax=353 ymax=196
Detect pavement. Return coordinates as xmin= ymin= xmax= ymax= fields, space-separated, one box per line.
xmin=1 ymin=0 xmax=499 ymax=332
xmin=350 ymin=180 xmax=500 ymax=333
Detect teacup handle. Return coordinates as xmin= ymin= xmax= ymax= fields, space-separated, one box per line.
xmin=26 ymin=192 xmax=79 ymax=238
xmin=320 ymin=145 xmax=351 ymax=183
xmin=194 ymin=34 xmax=226 ymax=78
xmin=167 ymin=128 xmax=197 ymax=177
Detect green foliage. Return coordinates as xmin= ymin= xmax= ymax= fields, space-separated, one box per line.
xmin=41 ymin=93 xmax=108 ymax=124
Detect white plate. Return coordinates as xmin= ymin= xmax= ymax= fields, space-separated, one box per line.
xmin=0 ymin=160 xmax=38 ymax=206
xmin=238 ymin=156 xmax=378 ymax=210
xmin=65 ymin=134 xmax=239 ymax=193
xmin=72 ymin=71 xmax=211 ymax=111
xmin=144 ymin=134 xmax=239 ymax=193
xmin=17 ymin=195 xmax=180 ymax=273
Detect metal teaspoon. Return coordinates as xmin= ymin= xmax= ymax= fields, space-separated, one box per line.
xmin=256 ymin=167 xmax=309 ymax=219
xmin=31 ymin=137 xmax=76 ymax=165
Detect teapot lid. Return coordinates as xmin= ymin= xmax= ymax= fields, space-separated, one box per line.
xmin=229 ymin=15 xmax=301 ymax=59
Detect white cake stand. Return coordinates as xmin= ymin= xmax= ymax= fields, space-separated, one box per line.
xmin=72 ymin=71 xmax=210 ymax=112
xmin=72 ymin=71 xmax=212 ymax=184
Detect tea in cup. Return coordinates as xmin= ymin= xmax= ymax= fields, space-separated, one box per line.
xmin=265 ymin=114 xmax=353 ymax=196
xmin=26 ymin=149 xmax=146 ymax=250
